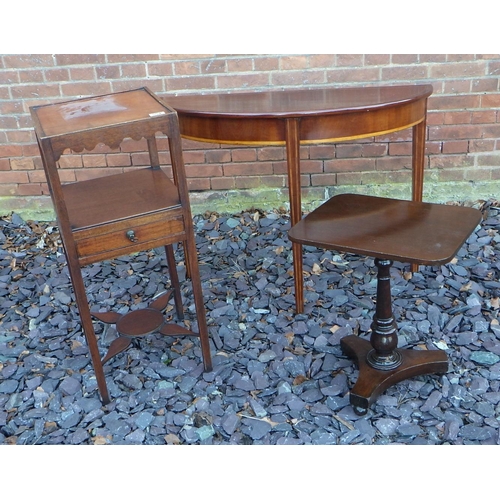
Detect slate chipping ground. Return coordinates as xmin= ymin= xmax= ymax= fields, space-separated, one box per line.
xmin=1 ymin=200 xmax=500 ymax=445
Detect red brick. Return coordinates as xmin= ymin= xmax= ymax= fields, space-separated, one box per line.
xmin=121 ymin=64 xmax=147 ymax=78
xmin=19 ymin=69 xmax=44 ymax=83
xmin=61 ymin=82 xmax=112 ymax=97
xmin=382 ymin=65 xmax=428 ymax=80
xmin=211 ymin=177 xmax=235 ymax=190
xmin=446 ymin=55 xmax=476 ymax=62
xmin=469 ymin=139 xmax=496 ymax=152
xmin=165 ymin=75 xmax=216 ymax=91
xmin=227 ymin=58 xmax=253 ymax=72
xmin=121 ymin=138 xmax=148 ymax=152
xmin=309 ymin=145 xmax=336 ymax=160
xmin=444 ymin=111 xmax=472 ymax=124
xmin=388 ymin=142 xmax=412 ymax=156
xmin=58 ymin=156 xmax=83 ymax=168
xmin=471 ymin=78 xmax=499 ymax=92
xmin=387 ymin=171 xmax=412 ymax=184
xmin=234 ymin=176 xmax=261 ymax=189
xmin=478 ymin=154 xmax=500 ymax=166
xmin=429 ymin=124 xmax=484 ymax=140
xmin=231 ymin=148 xmax=257 ymax=162
xmin=0 ymin=144 xmax=24 ymax=157
xmin=472 ymin=110 xmax=497 ymax=123
xmin=96 ymin=65 xmax=121 ymax=80
xmin=200 ymin=59 xmax=227 ymax=74
xmin=55 ymin=54 xmax=106 ymax=66
xmin=69 ymin=67 xmax=96 ymax=81
xmin=280 ymin=56 xmax=309 ymax=70
xmin=254 ymin=57 xmax=280 ymax=71
xmin=0 ymin=70 xmax=19 ymax=84
xmin=392 ymin=54 xmax=419 ymax=64
xmin=437 ymin=169 xmax=465 ymax=182
xmin=442 ymin=140 xmax=469 ymax=154
xmin=10 ymin=158 xmax=35 ymax=170
xmin=430 ymin=61 xmax=486 ymax=78
xmin=327 ymin=67 xmax=381 ymax=84
xmin=257 ymin=147 xmax=285 ymax=161
xmin=324 ymin=158 xmax=376 ymax=173
xmin=107 ymin=55 xmax=158 ymax=63
xmin=431 ymin=95 xmax=481 ymax=110
xmin=3 ymin=171 xmax=29 ymax=183
xmin=272 ymin=70 xmax=325 ymax=86
xmin=299 ymin=160 xmax=323 ymax=174
xmin=336 ymin=144 xmax=363 ymax=158
xmin=185 ymin=164 xmax=223 ymax=177
xmin=17 ymin=183 xmax=43 ymax=195
xmin=429 ymin=154 xmax=474 ymax=169
xmin=443 ymin=79 xmax=471 ymax=94
xmin=131 ymin=152 xmax=151 ymax=166
xmin=420 ymin=55 xmax=447 ymax=63
xmin=465 ymin=168 xmax=491 ymax=181
xmin=309 ymin=55 xmax=336 ymax=67
xmin=223 ymin=162 xmax=273 ymax=177
xmin=337 ymin=54 xmax=364 ymax=66
xmin=11 ymin=84 xmax=61 ymax=99
xmin=259 ymin=175 xmax=286 ymax=188
xmin=182 ymin=150 xmax=206 ymax=164
xmin=174 ymin=61 xmax=201 ymax=75
xmin=187 ymin=178 xmax=210 ymax=191
xmin=311 ymin=173 xmax=337 ymax=186
xmin=365 ymin=55 xmax=391 ymax=65
xmin=481 ymin=93 xmax=500 ymax=108
xmin=0 ymin=158 xmax=10 ymax=170
xmin=376 ymin=157 xmax=411 ymax=171
xmin=3 ymin=55 xmax=54 ymax=68
xmin=148 ymin=62 xmax=175 ymax=77
xmin=82 ymin=154 xmax=106 ymax=167
xmin=206 ymin=149 xmax=231 ymax=163
xmin=217 ymin=73 xmax=269 ymax=89
xmin=44 ymin=68 xmax=71 ymax=82
xmin=481 ymin=124 xmax=500 ymax=138
xmin=0 ymin=184 xmax=17 ymax=195
xmin=362 ymin=143 xmax=388 ymax=157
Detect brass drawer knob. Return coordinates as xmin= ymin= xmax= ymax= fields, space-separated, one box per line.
xmin=126 ymin=230 xmax=138 ymax=243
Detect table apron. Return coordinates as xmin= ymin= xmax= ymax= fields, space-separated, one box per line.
xmin=177 ymin=99 xmax=427 ymax=145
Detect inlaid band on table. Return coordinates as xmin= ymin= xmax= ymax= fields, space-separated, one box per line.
xmin=163 ymin=84 xmax=433 ymax=313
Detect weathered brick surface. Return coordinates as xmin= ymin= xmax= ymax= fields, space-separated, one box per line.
xmin=0 ymin=54 xmax=499 ymax=206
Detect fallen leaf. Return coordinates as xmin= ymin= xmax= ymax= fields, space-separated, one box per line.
xmin=92 ymin=435 xmax=111 ymax=445
xmin=311 ymin=262 xmax=322 ymax=275
xmin=165 ymin=434 xmax=181 ymax=445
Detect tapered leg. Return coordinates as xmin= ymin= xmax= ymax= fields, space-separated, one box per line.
xmin=285 ymin=118 xmax=304 ymax=314
xmin=340 ymin=258 xmax=448 ymax=415
xmin=164 ymin=244 xmax=184 ymax=320
xmin=64 ymin=254 xmax=110 ymax=405
xmin=182 ymin=232 xmax=212 ymax=372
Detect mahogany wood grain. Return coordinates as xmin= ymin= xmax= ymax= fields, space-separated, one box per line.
xmin=288 ymin=193 xmax=481 ymax=414
xmin=31 ymin=88 xmax=212 ymax=404
xmin=164 ymin=84 xmax=433 ymax=312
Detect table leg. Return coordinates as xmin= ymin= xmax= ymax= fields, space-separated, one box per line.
xmin=285 ymin=118 xmax=304 ymax=313
xmin=410 ymin=118 xmax=427 ymax=272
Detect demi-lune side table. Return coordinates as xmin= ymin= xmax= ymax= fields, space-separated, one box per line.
xmin=163 ymin=84 xmax=433 ymax=313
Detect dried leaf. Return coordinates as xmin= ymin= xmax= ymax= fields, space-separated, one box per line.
xmin=311 ymin=262 xmax=322 ymax=275
xmin=92 ymin=435 xmax=111 ymax=445
xmin=165 ymin=434 xmax=181 ymax=445
xmin=293 ymin=374 xmax=308 ymax=386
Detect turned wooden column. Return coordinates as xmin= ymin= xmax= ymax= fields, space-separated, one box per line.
xmin=367 ymin=259 xmax=402 ymax=371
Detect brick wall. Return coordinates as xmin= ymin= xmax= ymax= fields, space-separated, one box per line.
xmin=1 ymin=54 xmax=499 ymax=217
